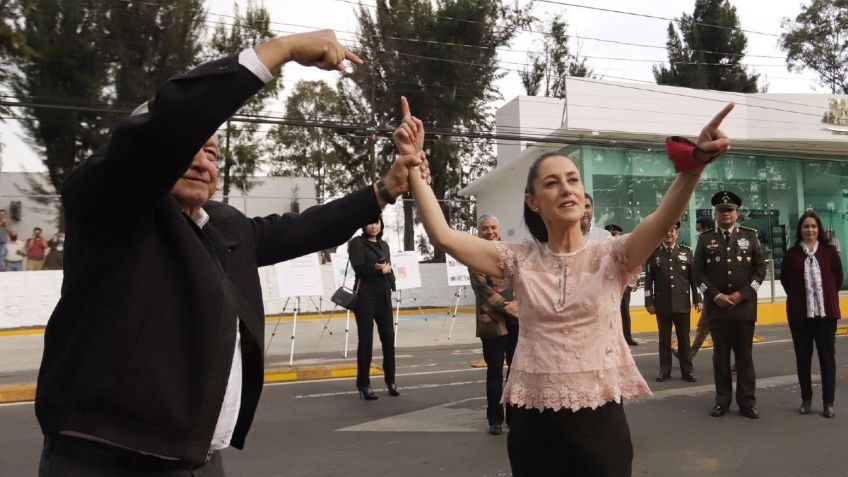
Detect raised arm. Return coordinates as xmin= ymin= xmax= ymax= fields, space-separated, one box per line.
xmin=625 ymin=103 xmax=734 ymax=267
xmin=395 ymin=97 xmax=503 ymax=278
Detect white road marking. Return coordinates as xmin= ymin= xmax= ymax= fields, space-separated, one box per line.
xmin=294 ymin=379 xmax=486 ymax=399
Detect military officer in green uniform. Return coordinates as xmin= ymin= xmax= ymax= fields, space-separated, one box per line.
xmin=645 ymin=221 xmax=702 ymax=382
xmin=693 ymin=191 xmax=767 ymax=419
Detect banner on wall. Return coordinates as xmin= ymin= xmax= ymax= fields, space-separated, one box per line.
xmin=275 ymin=253 xmax=324 ymax=297
xmin=445 ymin=254 xmax=470 ymax=287
xmin=390 ymin=251 xmax=422 ymax=290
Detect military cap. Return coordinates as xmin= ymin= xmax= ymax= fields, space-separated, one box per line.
xmin=673 ymin=221 xmax=681 ymax=229
xmin=711 ymin=190 xmax=742 ymax=209
xmin=604 ymin=224 xmax=623 ymax=234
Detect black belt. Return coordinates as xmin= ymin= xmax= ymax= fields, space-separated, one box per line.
xmin=45 ymin=434 xmax=215 ymax=471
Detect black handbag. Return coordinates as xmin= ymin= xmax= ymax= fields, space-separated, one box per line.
xmin=331 ymin=258 xmax=358 ymax=310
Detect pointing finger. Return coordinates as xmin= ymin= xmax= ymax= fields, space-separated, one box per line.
xmin=401 ymin=96 xmax=411 ymax=119
xmin=707 ymin=103 xmax=734 ymax=130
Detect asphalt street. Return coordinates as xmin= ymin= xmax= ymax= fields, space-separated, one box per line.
xmin=2 ymin=324 xmax=847 ymax=476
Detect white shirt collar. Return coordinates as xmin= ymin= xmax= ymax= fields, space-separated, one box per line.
xmin=194 ymin=208 xmax=210 ymax=229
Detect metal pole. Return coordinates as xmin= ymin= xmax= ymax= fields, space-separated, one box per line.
xmin=447 ymin=286 xmax=464 ymax=341
xmin=289 ymin=297 xmax=300 ymax=367
xmin=344 ymin=309 xmax=351 ymax=358
xmin=394 ymin=290 xmax=402 ymax=347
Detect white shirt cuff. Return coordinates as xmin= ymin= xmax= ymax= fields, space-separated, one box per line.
xmin=238 ymin=48 xmax=273 ymax=84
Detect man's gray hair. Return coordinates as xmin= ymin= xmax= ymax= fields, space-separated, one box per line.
xmin=478 ymin=214 xmax=499 ymax=229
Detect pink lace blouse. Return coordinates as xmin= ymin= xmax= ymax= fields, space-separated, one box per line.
xmin=495 ymin=235 xmax=652 ymax=412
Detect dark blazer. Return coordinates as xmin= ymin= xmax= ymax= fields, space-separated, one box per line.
xmin=693 ymin=226 xmax=767 ymax=322
xmin=347 ymin=236 xmax=395 ymax=295
xmin=35 ymin=54 xmax=380 ymax=466
xmin=645 ymin=243 xmax=702 ymax=315
xmin=780 ymin=242 xmax=843 ymax=322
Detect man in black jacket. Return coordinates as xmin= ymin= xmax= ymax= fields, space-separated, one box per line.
xmin=36 ymin=30 xmax=429 ymax=475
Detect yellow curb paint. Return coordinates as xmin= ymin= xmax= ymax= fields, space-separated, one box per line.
xmin=0 ymin=328 xmax=45 ymax=337
xmin=263 ymin=307 xmax=475 ymax=323
xmin=262 ymin=365 xmax=382 ymax=384
xmin=836 ymin=327 xmax=848 ymax=336
xmin=0 ymin=384 xmax=36 ymax=404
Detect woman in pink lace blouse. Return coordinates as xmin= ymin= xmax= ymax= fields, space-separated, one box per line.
xmin=396 ymin=98 xmax=734 ymax=476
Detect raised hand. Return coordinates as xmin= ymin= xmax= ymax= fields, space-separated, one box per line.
xmin=393 ymin=96 xmax=425 ymax=156
xmin=694 ymin=103 xmax=734 ymax=163
xmin=255 ymin=30 xmax=363 ymax=72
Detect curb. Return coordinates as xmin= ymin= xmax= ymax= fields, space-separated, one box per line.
xmin=0 ymin=364 xmax=382 ymax=405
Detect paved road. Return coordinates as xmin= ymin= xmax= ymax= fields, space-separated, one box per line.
xmin=2 ymin=324 xmax=847 ymax=476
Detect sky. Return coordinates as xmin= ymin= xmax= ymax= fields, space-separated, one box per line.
xmin=0 ymin=0 xmax=823 ymax=173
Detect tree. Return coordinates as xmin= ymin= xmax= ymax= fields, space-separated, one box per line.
xmin=780 ymin=0 xmax=848 ymax=94
xmin=1 ymin=0 xmax=29 ymax=109
xmin=270 ymin=80 xmax=369 ymax=202
xmin=653 ymin=0 xmax=761 ymax=92
xmin=208 ymin=0 xmax=282 ymax=202
xmin=11 ymin=0 xmax=112 ymax=229
xmin=344 ymin=0 xmax=530 ymax=258
xmin=106 ymin=0 xmax=206 ymax=109
xmin=520 ymin=14 xmax=592 ymax=97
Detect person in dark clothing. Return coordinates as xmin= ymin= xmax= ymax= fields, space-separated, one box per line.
xmin=780 ymin=211 xmax=843 ymax=418
xmin=35 ymin=30 xmax=430 ymax=476
xmin=606 ymin=224 xmax=639 ymax=346
xmin=348 ymin=216 xmax=399 ymax=400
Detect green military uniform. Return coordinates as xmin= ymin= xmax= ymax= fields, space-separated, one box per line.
xmin=693 ymin=223 xmax=766 ymax=413
xmin=645 ymin=242 xmax=702 ymax=380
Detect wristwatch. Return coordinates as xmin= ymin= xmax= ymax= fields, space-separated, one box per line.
xmin=375 ymin=179 xmax=396 ymax=205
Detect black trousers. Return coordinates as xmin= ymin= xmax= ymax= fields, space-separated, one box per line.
xmin=354 ymin=290 xmax=395 ymax=388
xmin=709 ymin=319 xmax=756 ymax=409
xmin=620 ymin=291 xmax=633 ymax=341
xmin=788 ymin=319 xmax=837 ymax=405
xmin=39 ymin=435 xmax=224 ymax=476
xmin=657 ymin=312 xmax=693 ymax=376
xmin=507 ymin=402 xmax=632 ymax=477
xmin=480 ymin=320 xmax=519 ymax=426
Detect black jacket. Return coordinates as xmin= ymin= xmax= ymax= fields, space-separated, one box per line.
xmin=645 ymin=244 xmax=702 ymax=315
xmin=347 ymin=236 xmax=395 ymax=295
xmin=35 ymin=54 xmax=380 ymax=466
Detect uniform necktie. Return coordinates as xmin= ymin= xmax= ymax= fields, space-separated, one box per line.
xmin=724 ymin=230 xmax=731 ymax=243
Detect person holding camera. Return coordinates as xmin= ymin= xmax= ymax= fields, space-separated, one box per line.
xmin=348 ymin=216 xmax=398 ymax=400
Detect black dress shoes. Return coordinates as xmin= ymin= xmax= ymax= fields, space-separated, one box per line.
xmin=682 ymin=373 xmax=697 ymax=383
xmin=488 ymin=424 xmax=503 ymax=435
xmin=740 ymin=407 xmax=759 ymax=419
xmin=357 ymin=386 xmax=378 ymax=400
xmin=655 ymin=372 xmax=670 ymax=382
xmin=823 ymin=403 xmax=835 ymax=418
xmin=387 ymin=383 xmax=400 ymax=397
xmin=800 ymin=400 xmax=812 ymax=415
xmin=710 ymin=405 xmax=727 ymax=417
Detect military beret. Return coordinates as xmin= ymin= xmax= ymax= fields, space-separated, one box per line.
xmin=604 ymin=224 xmax=623 ymax=233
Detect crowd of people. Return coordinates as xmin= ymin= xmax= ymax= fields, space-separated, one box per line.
xmin=0 ymin=211 xmax=64 ymax=272
xmin=30 ymin=27 xmax=843 ymax=477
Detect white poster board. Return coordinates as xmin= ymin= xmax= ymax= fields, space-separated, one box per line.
xmin=275 ymin=253 xmax=324 ymax=297
xmin=390 ymin=251 xmax=422 ymax=290
xmin=445 ymin=254 xmax=470 ymax=287
xmin=0 ymin=270 xmax=63 ymax=328
xmin=329 ymin=252 xmax=356 ymax=289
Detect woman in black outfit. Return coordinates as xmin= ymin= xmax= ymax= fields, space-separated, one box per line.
xmin=348 ymin=216 xmax=399 ymax=400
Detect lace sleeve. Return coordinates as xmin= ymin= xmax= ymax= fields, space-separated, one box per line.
xmin=605 ymin=234 xmax=640 ymax=288
xmin=494 ymin=241 xmax=526 ymax=288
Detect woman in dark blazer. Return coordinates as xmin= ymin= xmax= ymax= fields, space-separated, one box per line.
xmin=780 ymin=211 xmax=843 ymax=418
xmin=348 ymin=216 xmax=398 ymax=400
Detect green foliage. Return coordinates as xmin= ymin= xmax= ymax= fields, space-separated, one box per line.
xmin=11 ymin=0 xmax=111 ymax=230
xmin=208 ymin=0 xmax=282 ymax=201
xmin=416 ymin=233 xmax=432 ymax=261
xmin=1 ymin=0 xmax=29 ymax=93
xmin=343 ymin=0 xmax=530 ymax=256
xmin=780 ymin=0 xmax=848 ymax=94
xmin=653 ymin=0 xmax=761 ymax=92
xmin=270 ymin=80 xmax=369 ymax=202
xmin=106 ymin=0 xmax=206 ymax=109
xmin=520 ymin=14 xmax=592 ymax=98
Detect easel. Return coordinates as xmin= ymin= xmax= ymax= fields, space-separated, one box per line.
xmin=445 ymin=285 xmax=467 ymax=341
xmin=393 ymin=288 xmax=429 ymax=346
xmin=265 ymin=297 xmax=298 ymax=364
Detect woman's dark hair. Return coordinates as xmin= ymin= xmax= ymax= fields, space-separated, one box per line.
xmin=361 ymin=216 xmax=384 ymax=241
xmin=794 ymin=210 xmax=830 ymax=247
xmin=523 ymin=151 xmax=570 ymax=243
xmin=695 ymin=216 xmax=715 ymax=230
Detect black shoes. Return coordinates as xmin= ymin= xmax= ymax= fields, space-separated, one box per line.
xmin=711 ymin=405 xmax=727 ymax=417
xmin=682 ymin=373 xmax=697 ymax=383
xmin=824 ymin=403 xmax=835 ymax=418
xmin=387 ymin=383 xmax=400 ymax=397
xmin=488 ymin=424 xmax=503 ymax=435
xmin=357 ymin=385 xmax=378 ymax=400
xmin=740 ymin=407 xmax=759 ymax=419
xmin=800 ymin=400 xmax=812 ymax=415
xmin=655 ymin=372 xmax=670 ymax=382
xmin=625 ymin=337 xmax=639 ymax=346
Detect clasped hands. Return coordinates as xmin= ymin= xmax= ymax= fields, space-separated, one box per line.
xmin=714 ymin=291 xmax=743 ymax=309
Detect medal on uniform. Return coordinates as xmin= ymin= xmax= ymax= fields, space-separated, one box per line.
xmin=737 ymin=256 xmax=742 ymax=262
xmin=737 ymin=238 xmax=750 ymax=250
